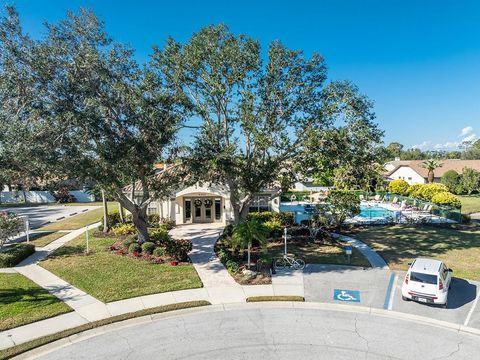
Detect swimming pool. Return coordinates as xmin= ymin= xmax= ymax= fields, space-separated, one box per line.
xmin=279 ymin=203 xmax=394 ymax=223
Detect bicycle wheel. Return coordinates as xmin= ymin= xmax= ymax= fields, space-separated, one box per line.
xmin=274 ymin=257 xmax=286 ymax=270
xmin=292 ymin=258 xmax=306 ymax=270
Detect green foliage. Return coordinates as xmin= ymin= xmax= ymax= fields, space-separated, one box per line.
xmin=431 ymin=192 xmax=462 ymax=208
xmin=280 ymin=191 xmax=311 ymax=202
xmin=247 ymin=212 xmax=274 ymax=223
xmin=231 ymin=220 xmax=268 ymax=268
xmin=147 ymin=214 xmax=160 ymax=227
xmin=441 ymin=170 xmax=461 ymax=193
xmin=406 ymin=184 xmax=423 ymax=197
xmin=421 ymin=159 xmax=443 ymax=183
xmin=225 ymin=260 xmax=239 ymax=274
xmin=152 ymin=247 xmax=166 ymax=257
xmin=149 ymin=228 xmax=170 ymax=245
xmin=326 ymin=190 xmax=361 ymax=226
xmin=165 ymin=239 xmax=192 ymax=261
xmin=112 ymin=223 xmax=136 ymax=236
xmin=100 ymin=212 xmax=123 ymax=230
xmin=141 ymin=242 xmax=156 ymax=255
xmin=0 ymin=211 xmax=23 ymax=249
xmin=223 ymin=224 xmax=235 ymax=237
xmin=388 ymin=179 xmax=410 ymax=195
xmin=53 ymin=188 xmax=76 ymax=203
xmin=247 ymin=211 xmax=294 ymax=226
xmin=159 ymin=218 xmax=176 ymax=230
xmin=263 ymin=218 xmax=283 ymax=236
xmin=0 ymin=244 xmax=35 ymax=267
xmin=128 ymin=243 xmax=141 ymax=254
xmin=460 ymin=167 xmax=480 ymax=195
xmin=122 ymin=236 xmax=136 ymax=251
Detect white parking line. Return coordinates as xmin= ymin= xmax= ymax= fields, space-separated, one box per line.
xmin=464 ymin=290 xmax=480 ymax=326
xmin=388 ymin=274 xmax=399 ymax=310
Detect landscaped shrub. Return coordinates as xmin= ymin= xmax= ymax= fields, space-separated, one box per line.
xmin=415 ymin=183 xmax=448 ymax=200
xmin=121 ymin=235 xmax=137 ymax=250
xmin=165 ymin=239 xmax=193 ymax=261
xmin=388 ymin=179 xmax=410 ymax=195
xmin=0 ymin=243 xmax=35 ymax=267
xmin=147 ymin=214 xmax=160 ymax=227
xmin=217 ymin=248 xmax=232 ymax=263
xmin=431 ymin=192 xmax=462 ymax=208
xmin=441 ymin=170 xmax=461 ymax=193
xmin=100 ymin=211 xmax=124 ymax=230
xmin=223 ymin=224 xmax=234 ymax=237
xmin=141 ymin=242 xmax=156 ymax=255
xmin=160 ymin=218 xmax=176 ymax=230
xmin=53 ymin=187 xmax=76 ymax=203
xmin=128 ymin=243 xmax=141 ymax=254
xmin=149 ymin=228 xmax=170 ymax=245
xmin=0 ymin=211 xmax=23 ymax=249
xmin=226 ymin=259 xmax=239 ymax=273
xmin=247 ymin=212 xmax=274 ymax=223
xmin=153 ymin=247 xmax=166 ymax=257
xmin=112 ymin=223 xmax=136 ymax=236
xmin=274 ymin=212 xmax=295 ymax=226
xmin=406 ymin=184 xmax=423 ymax=197
xmin=263 ymin=218 xmax=282 ymax=237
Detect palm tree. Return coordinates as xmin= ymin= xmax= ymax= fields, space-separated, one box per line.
xmin=421 ymin=159 xmax=443 ymax=183
xmin=231 ymin=220 xmax=268 ymax=269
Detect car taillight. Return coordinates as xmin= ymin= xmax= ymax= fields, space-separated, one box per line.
xmin=404 ymin=273 xmax=409 ymax=284
xmin=439 ymin=279 xmax=444 ymax=291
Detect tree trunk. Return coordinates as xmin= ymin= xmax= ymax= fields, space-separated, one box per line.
xmin=118 ymin=202 xmax=125 ymax=223
xmin=131 ymin=206 xmax=149 ymax=243
xmin=102 ymin=190 xmax=108 ymax=233
xmin=22 ymin=190 xmax=27 ymax=204
xmin=428 ymin=170 xmax=434 ymax=183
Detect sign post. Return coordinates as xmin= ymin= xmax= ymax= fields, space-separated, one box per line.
xmin=345 ymin=245 xmax=352 ymax=264
xmin=85 ymin=224 xmax=89 ymax=254
xmin=284 ymin=227 xmax=288 ymax=255
xmin=24 ymin=216 xmax=30 ymax=243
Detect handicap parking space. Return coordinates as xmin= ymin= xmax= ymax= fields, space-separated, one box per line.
xmin=303 ymin=264 xmax=393 ymax=308
xmin=391 ymin=272 xmax=479 ymax=327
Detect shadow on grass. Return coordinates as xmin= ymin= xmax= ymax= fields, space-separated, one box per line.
xmin=0 ymin=287 xmax=61 ymax=306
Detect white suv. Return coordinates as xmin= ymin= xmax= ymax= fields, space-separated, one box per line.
xmin=401 ymin=258 xmax=453 ymax=308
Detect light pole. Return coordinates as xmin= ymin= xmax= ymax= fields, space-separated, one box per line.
xmin=24 ymin=216 xmax=30 ymax=243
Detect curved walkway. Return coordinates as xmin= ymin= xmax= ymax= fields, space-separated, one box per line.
xmin=332 ymin=232 xmax=389 ymax=269
xmin=29 ymin=303 xmax=480 ymax=360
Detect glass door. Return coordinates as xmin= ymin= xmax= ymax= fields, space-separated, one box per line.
xmin=204 ymin=198 xmax=212 ymax=221
xmin=193 ymin=198 xmax=202 ymax=222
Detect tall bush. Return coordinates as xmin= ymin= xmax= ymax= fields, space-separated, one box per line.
xmin=326 ymin=190 xmax=360 ymax=226
xmin=441 ymin=170 xmax=460 ymax=193
xmin=388 ymin=179 xmax=410 ymax=195
xmin=431 ymin=192 xmax=461 ymax=208
xmin=416 ymin=183 xmax=448 ymax=200
xmin=460 ymin=167 xmax=480 ymax=195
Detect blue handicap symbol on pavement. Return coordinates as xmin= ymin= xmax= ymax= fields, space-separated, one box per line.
xmin=334 ymin=289 xmax=360 ymax=302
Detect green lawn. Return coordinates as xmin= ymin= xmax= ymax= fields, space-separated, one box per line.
xmin=354 ymin=224 xmax=480 ymax=281
xmin=38 ymin=202 xmax=118 ymax=231
xmin=458 ymin=195 xmax=480 ymax=214
xmin=29 ymin=232 xmax=64 ymax=247
xmin=0 ymin=273 xmax=71 ymax=331
xmin=40 ymin=232 xmax=202 ymax=303
xmin=266 ymin=241 xmax=370 ymax=267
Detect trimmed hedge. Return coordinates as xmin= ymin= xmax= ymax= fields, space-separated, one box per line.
xmin=388 ymin=179 xmax=410 ymax=195
xmin=431 ymin=191 xmax=462 ymax=208
xmin=0 ymin=244 xmax=35 ymax=267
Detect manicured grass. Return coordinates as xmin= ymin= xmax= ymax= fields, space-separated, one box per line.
xmin=29 ymin=232 xmax=64 ymax=247
xmin=0 ymin=300 xmax=210 ymax=360
xmin=266 ymin=241 xmax=371 ymax=267
xmin=0 ymin=273 xmax=71 ymax=332
xmin=354 ymin=224 xmax=480 ymax=280
xmin=40 ymin=232 xmax=202 ymax=302
xmin=38 ymin=202 xmax=118 ymax=231
xmin=246 ymin=296 xmax=305 ymax=302
xmin=458 ymin=195 xmax=480 ymax=214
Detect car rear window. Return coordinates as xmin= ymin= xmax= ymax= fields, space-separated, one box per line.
xmin=410 ymin=272 xmax=437 ymax=285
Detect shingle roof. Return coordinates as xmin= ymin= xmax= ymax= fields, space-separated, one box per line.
xmin=386 ymin=159 xmax=480 ymax=178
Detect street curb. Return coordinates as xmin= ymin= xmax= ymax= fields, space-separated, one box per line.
xmin=15 ymin=301 xmax=480 ymax=359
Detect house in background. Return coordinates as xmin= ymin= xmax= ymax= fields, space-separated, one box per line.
xmin=384 ymin=159 xmax=480 ymax=185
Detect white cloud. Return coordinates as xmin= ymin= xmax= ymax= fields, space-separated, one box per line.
xmin=411 ymin=126 xmax=478 ymax=151
xmin=460 ymin=126 xmax=474 ymax=137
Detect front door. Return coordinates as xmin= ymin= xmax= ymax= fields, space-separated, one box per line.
xmin=185 ymin=197 xmax=221 ymax=223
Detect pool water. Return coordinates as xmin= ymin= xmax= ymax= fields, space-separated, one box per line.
xmin=279 ymin=203 xmax=393 ymax=222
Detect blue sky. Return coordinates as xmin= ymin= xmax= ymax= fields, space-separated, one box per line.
xmin=6 ymin=0 xmax=480 ymax=150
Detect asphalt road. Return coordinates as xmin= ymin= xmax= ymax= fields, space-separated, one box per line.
xmin=33 ymin=306 xmax=480 ymax=360
xmin=1 ymin=205 xmax=99 ymax=229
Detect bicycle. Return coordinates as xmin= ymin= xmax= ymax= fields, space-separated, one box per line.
xmin=274 ymin=255 xmax=306 ymax=270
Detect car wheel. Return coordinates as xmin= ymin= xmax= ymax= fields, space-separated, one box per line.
xmin=402 ymin=295 xmax=410 ymax=301
xmin=442 ymin=302 xmax=448 ymax=309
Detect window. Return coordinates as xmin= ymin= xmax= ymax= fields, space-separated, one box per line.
xmin=410 ymin=272 xmax=437 ymax=285
xmin=215 ymin=199 xmax=221 ymax=220
xmin=147 ymin=205 xmax=158 ymax=215
xmin=185 ymin=200 xmax=191 ymax=220
xmin=408 ymin=177 xmax=412 ymax=181
xmin=249 ymin=195 xmax=270 ymax=212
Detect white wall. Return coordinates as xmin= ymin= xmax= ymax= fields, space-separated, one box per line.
xmin=389 ymin=167 xmax=426 ymax=185
xmin=0 ymin=190 xmax=96 ymax=203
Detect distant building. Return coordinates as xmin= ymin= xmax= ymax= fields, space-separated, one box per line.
xmin=384 ymin=159 xmax=480 ymax=185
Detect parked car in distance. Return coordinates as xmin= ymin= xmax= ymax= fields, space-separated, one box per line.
xmin=401 ymin=258 xmax=453 ymax=308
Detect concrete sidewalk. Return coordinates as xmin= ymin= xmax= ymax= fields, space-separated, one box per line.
xmin=332 ymin=233 xmax=389 ymax=269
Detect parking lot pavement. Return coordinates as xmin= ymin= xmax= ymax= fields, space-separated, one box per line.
xmin=303 ymin=264 xmax=393 ymax=309
xmin=391 ymin=271 xmax=480 ymax=327
xmin=1 ymin=205 xmax=100 ymax=229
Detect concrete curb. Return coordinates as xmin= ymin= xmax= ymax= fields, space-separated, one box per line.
xmin=14 ymin=301 xmax=480 ymax=360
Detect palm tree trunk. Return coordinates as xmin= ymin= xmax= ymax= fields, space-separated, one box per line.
xmin=428 ymin=170 xmax=434 ymax=183
xmin=247 ymin=243 xmax=251 ymax=269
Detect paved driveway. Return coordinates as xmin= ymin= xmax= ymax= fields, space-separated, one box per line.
xmin=34 ymin=305 xmax=480 ymax=360
xmin=304 ymin=265 xmax=480 ymax=330
xmin=1 ymin=205 xmax=99 ymax=229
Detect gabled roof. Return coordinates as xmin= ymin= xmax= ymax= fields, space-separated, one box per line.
xmin=385 ymin=160 xmax=480 ymax=179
